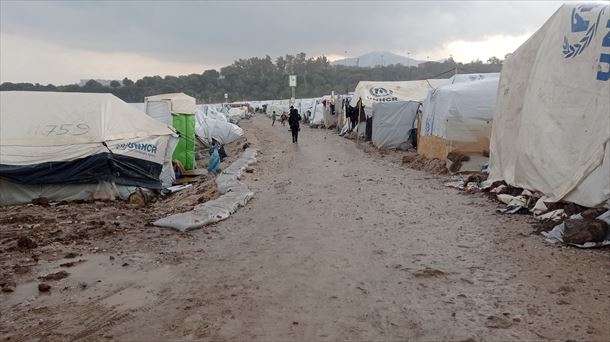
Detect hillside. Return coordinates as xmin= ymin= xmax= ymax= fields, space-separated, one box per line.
xmin=331 ymin=51 xmax=425 ymax=67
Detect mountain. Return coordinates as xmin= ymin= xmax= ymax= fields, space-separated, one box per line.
xmin=331 ymin=51 xmax=425 ymax=67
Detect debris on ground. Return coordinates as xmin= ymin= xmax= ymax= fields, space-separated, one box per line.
xmin=543 ymin=210 xmax=610 ymax=248
xmin=447 ymin=152 xmax=470 ymax=173
xmin=31 ymin=197 xmax=50 ymax=206
xmin=60 ymin=259 xmax=86 ymax=268
xmin=39 ymin=271 xmax=70 ymax=281
xmin=563 ymin=218 xmax=608 ymax=244
xmin=413 ymin=267 xmax=447 ymax=278
xmin=16 ymin=236 xmax=37 ymax=250
xmin=38 ymin=283 xmax=51 ymax=292
xmin=1 ymin=280 xmax=16 ymax=293
xmin=64 ymin=252 xmax=79 ymax=259
xmin=485 ymin=315 xmax=513 ymax=329
xmin=127 ymin=190 xmax=147 ymax=206
xmin=402 ymin=153 xmax=448 ymax=174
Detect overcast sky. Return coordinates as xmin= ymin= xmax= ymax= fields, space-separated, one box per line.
xmin=1 ymin=0 xmax=564 ymax=84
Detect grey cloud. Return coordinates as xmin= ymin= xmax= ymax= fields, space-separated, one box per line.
xmin=1 ymin=1 xmax=562 ymax=66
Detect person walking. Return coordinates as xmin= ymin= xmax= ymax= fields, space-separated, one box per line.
xmin=288 ymin=106 xmax=302 ymax=143
xmin=280 ymin=112 xmax=288 ymax=126
xmin=271 ymin=111 xmax=277 ymax=126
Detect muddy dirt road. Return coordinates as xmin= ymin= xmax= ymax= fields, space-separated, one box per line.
xmin=2 ymin=115 xmax=609 ymax=341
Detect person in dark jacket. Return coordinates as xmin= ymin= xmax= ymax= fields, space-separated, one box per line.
xmin=288 ymin=106 xmax=302 ymax=143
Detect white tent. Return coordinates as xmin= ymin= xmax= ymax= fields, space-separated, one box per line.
xmin=421 ymin=73 xmax=499 ymax=141
xmin=489 ymin=2 xmax=610 ymax=207
xmin=372 ymin=101 xmax=420 ymax=149
xmin=145 ymin=93 xmax=196 ymax=114
xmin=350 ymin=79 xmax=447 ymax=111
xmin=144 ymin=93 xmax=196 ymax=125
xmin=0 ymin=91 xmax=178 ymax=205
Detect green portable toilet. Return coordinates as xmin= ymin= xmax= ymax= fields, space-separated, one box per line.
xmin=145 ymin=93 xmax=197 ymax=170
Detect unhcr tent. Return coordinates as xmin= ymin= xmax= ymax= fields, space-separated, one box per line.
xmin=0 ymin=91 xmax=178 ymax=205
xmin=145 ymin=93 xmax=196 ymax=170
xmin=489 ymin=2 xmax=610 ymax=207
xmin=419 ymin=73 xmax=500 ymax=161
xmin=350 ymin=79 xmax=446 ymax=112
xmin=371 ymin=101 xmax=420 ymax=149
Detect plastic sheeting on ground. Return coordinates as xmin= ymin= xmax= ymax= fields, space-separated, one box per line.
xmin=153 ymin=148 xmax=257 ymax=232
xmin=371 ymin=101 xmax=419 ymax=149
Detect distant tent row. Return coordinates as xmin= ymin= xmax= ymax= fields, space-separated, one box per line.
xmin=336 ymin=2 xmax=609 ymax=208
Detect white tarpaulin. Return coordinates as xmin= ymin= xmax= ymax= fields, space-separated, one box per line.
xmin=372 ymin=101 xmax=420 ymax=149
xmin=489 ymin=2 xmax=610 ymax=207
xmin=421 ymin=73 xmax=500 ymax=138
xmin=350 ymin=79 xmax=446 ymax=108
xmin=310 ymin=99 xmax=325 ymax=125
xmin=194 ymin=107 xmax=243 ymax=145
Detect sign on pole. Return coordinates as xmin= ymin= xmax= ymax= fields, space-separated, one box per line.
xmin=224 ymin=93 xmax=228 ymax=100
xmin=289 ymin=75 xmax=297 ymax=87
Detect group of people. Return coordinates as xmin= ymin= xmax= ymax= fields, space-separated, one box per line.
xmin=271 ymin=106 xmax=302 ymax=143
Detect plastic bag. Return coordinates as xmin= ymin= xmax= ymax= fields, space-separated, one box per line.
xmin=207 ymin=146 xmax=221 ymax=174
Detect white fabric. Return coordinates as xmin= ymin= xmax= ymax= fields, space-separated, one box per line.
xmin=350 ymin=79 xmax=447 ymax=107
xmin=145 ymin=92 xmax=196 ymax=114
xmin=0 ymin=91 xmax=176 ymax=165
xmin=194 ymin=107 xmax=243 ymax=145
xmin=422 ymin=73 xmax=499 ymax=138
xmin=489 ymin=2 xmax=610 ymax=207
xmin=372 ymin=101 xmax=419 ymax=149
xmin=311 ymin=100 xmax=325 ymax=125
xmin=128 ymin=103 xmax=146 ymax=112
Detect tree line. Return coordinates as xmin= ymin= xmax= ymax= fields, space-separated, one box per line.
xmin=0 ymin=53 xmax=505 ymax=103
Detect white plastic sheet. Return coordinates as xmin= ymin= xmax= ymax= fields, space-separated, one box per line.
xmin=194 ymin=107 xmax=243 ymax=145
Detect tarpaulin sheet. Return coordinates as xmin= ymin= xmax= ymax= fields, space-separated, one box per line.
xmin=371 ymin=101 xmax=419 ymax=149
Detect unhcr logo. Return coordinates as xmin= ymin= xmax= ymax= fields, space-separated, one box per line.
xmin=562 ymin=4 xmax=605 ymax=58
xmin=369 ymin=87 xmax=393 ymax=97
xmin=115 ymin=142 xmax=158 ymax=155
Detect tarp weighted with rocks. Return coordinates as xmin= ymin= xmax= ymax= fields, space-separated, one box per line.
xmin=153 ymin=148 xmax=257 ymax=231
